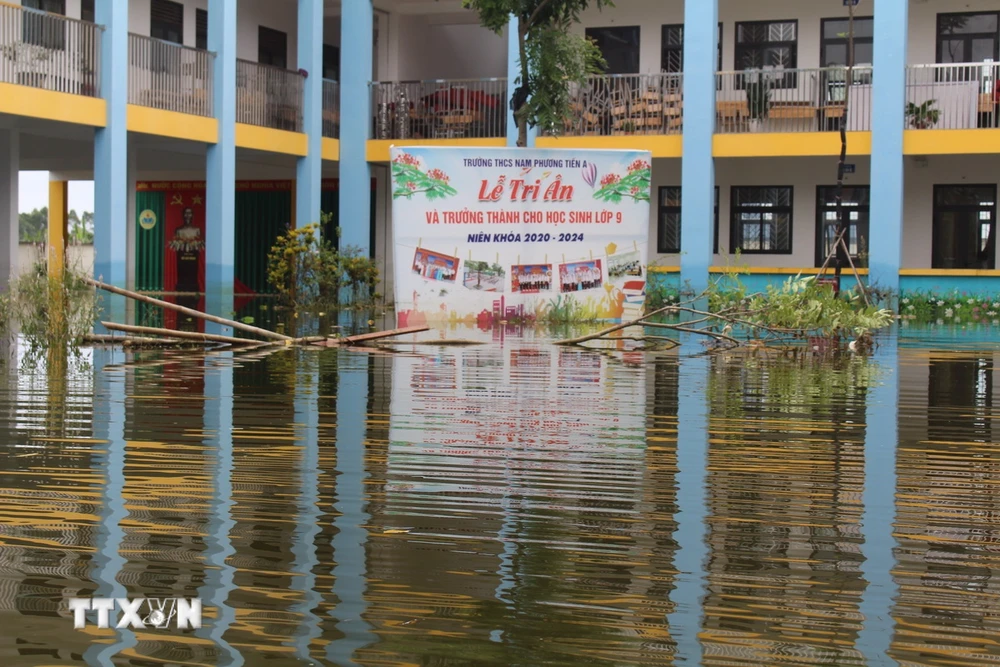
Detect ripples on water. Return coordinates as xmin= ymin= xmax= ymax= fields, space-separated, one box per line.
xmin=0 ymin=328 xmax=998 ymax=666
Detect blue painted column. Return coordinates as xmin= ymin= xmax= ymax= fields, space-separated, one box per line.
xmin=679 ymin=0 xmax=718 ymax=297
xmin=327 ymin=353 xmax=376 ymax=664
xmin=506 ymin=17 xmax=535 ymax=148
xmin=93 ymin=0 xmax=128 ymax=323
xmin=857 ymin=332 xmax=900 ymax=663
xmin=206 ymin=0 xmax=237 ymax=328
xmin=84 ymin=354 xmax=137 ymax=663
xmin=198 ymin=355 xmax=242 ymax=665
xmin=292 ymin=357 xmax=323 ymax=661
xmin=666 ymin=345 xmax=710 ymax=663
xmin=296 ymin=0 xmax=323 ymax=230
xmin=340 ymin=0 xmax=373 ymax=254
xmin=869 ymin=0 xmax=908 ymax=298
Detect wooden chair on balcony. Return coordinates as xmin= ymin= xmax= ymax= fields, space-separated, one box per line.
xmin=716 ymin=100 xmax=748 ymax=132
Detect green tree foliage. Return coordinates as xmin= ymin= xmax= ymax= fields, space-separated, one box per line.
xmin=461 ymin=0 xmax=612 ymax=146
xmin=68 ymin=210 xmax=95 ymax=244
xmin=18 ymin=208 xmax=95 ymax=244
xmin=267 ymin=219 xmax=380 ymax=312
xmin=19 ymin=207 xmax=47 ymax=243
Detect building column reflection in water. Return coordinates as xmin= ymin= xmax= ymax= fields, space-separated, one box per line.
xmin=858 ymin=333 xmax=900 ymax=664
xmin=666 ymin=344 xmax=710 ymax=663
xmin=84 ymin=348 xmax=137 ymax=664
xmin=292 ymin=352 xmax=323 ymax=660
xmin=197 ymin=353 xmax=241 ymax=665
xmin=328 ymin=351 xmax=376 ymax=664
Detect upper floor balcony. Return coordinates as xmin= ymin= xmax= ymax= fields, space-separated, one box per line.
xmin=371 ymin=78 xmax=507 ymax=140
xmin=128 ymin=33 xmax=213 ymax=117
xmin=0 ymin=3 xmax=101 ymax=97
xmin=323 ymin=78 xmax=339 ymax=138
xmin=236 ymin=58 xmax=304 ymax=133
xmin=905 ymin=62 xmax=1000 ymax=131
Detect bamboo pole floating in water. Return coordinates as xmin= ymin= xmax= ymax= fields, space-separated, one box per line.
xmin=314 ymin=326 xmax=430 ymax=346
xmin=102 ymin=322 xmax=266 ymax=346
xmin=83 ymin=334 xmax=178 ymax=345
xmin=85 ymin=278 xmax=294 ymax=342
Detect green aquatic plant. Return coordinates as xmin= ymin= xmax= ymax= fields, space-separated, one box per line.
xmin=7 ymin=261 xmax=101 ymax=367
xmin=645 ymin=280 xmax=680 ymax=310
xmin=741 ymin=275 xmax=893 ymax=340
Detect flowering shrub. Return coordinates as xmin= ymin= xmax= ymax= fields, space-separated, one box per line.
xmin=898 ymin=290 xmax=1000 ymax=325
xmin=267 ymin=220 xmax=380 ymax=311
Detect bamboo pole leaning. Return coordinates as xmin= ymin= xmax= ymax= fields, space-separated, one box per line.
xmin=85 ymin=278 xmax=293 ymax=341
xmin=86 ymin=278 xmax=430 ymax=350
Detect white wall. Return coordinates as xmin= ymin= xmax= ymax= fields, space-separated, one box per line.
xmin=646 ymin=156 xmax=872 ymax=270
xmin=128 ymin=0 xmax=208 ymax=48
xmin=17 ymin=243 xmax=93 ymax=277
xmin=237 ymin=0 xmax=298 ymax=68
xmin=909 ymin=0 xmax=1000 ymax=65
xmin=570 ymin=0 xmax=1000 ymax=76
xmin=393 ymin=13 xmax=506 ymax=80
xmin=903 ymin=154 xmax=1000 ymax=269
xmin=128 ymin=0 xmax=297 ymax=68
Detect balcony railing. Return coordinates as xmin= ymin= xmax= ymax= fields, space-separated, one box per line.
xmin=715 ymin=67 xmax=873 ymax=133
xmin=322 ymin=78 xmax=339 ymax=138
xmin=128 ymin=34 xmax=213 ymax=117
xmin=562 ymin=73 xmax=684 ymax=136
xmin=0 ymin=3 xmax=101 ymax=96
xmin=906 ymin=62 xmax=1000 ymax=130
xmin=236 ymin=59 xmax=304 ymax=132
xmin=371 ymin=78 xmax=507 ymax=140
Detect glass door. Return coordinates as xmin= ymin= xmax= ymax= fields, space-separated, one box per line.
xmin=932 ymin=185 xmax=997 ymax=269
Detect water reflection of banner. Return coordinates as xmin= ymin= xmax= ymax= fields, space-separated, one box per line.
xmin=390 ymin=147 xmax=652 ymax=327
xmin=386 ymin=345 xmax=647 ymax=499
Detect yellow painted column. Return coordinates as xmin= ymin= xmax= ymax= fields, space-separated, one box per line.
xmin=48 ymin=180 xmax=68 ymax=280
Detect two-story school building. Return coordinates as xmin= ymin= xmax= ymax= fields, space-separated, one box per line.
xmin=1 ymin=0 xmax=1000 ymax=316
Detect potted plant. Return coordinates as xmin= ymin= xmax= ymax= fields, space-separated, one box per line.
xmin=614 ymin=119 xmax=637 ymax=135
xmin=906 ymin=100 xmax=940 ymax=129
xmin=746 ymin=74 xmax=770 ymax=131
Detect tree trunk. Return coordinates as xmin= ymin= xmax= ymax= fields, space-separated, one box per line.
xmin=517 ymin=25 xmax=530 ymax=147
xmin=833 ymin=4 xmax=855 ymax=294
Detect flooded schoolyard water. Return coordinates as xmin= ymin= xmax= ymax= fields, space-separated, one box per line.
xmin=0 ymin=325 xmax=999 ymax=666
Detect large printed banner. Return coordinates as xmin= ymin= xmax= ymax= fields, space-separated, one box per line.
xmin=390 ymin=147 xmax=652 ymax=326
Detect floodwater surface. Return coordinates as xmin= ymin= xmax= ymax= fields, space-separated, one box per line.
xmin=0 ymin=327 xmax=998 ymax=666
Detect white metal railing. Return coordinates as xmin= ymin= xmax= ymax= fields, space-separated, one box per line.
xmin=322 ymin=78 xmax=339 ymax=138
xmin=0 ymin=3 xmax=101 ymax=96
xmin=562 ymin=73 xmax=684 ymax=136
xmin=906 ymin=62 xmax=1000 ymax=130
xmin=236 ymin=59 xmax=304 ymax=132
xmin=371 ymin=78 xmax=507 ymax=139
xmin=716 ymin=66 xmax=873 ymax=133
xmin=128 ymin=34 xmax=213 ymax=117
